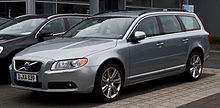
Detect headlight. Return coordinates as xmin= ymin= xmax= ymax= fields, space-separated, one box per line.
xmin=0 ymin=46 xmax=3 ymax=54
xmin=51 ymin=58 xmax=88 ymax=70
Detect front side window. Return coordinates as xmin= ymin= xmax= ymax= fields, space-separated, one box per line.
xmin=159 ymin=15 xmax=182 ymax=34
xmin=41 ymin=18 xmax=65 ymax=34
xmin=179 ymin=16 xmax=200 ymax=31
xmin=0 ymin=18 xmax=46 ymax=35
xmin=64 ymin=17 xmax=134 ymax=39
xmin=133 ymin=17 xmax=160 ymax=37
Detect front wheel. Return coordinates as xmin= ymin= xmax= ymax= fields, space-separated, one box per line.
xmin=183 ymin=52 xmax=203 ymax=81
xmin=94 ymin=63 xmax=123 ymax=102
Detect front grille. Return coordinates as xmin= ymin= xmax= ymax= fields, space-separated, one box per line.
xmin=14 ymin=80 xmax=42 ymax=88
xmin=15 ymin=60 xmax=42 ymax=72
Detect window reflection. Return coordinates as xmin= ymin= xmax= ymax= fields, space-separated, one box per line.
xmin=57 ymin=4 xmax=89 ymax=14
xmin=36 ymin=2 xmax=56 ymax=14
xmin=126 ymin=0 xmax=151 ymax=7
xmin=36 ymin=0 xmax=89 ymax=14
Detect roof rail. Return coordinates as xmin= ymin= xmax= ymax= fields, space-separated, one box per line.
xmin=48 ymin=13 xmax=89 ymax=19
xmin=14 ymin=14 xmax=36 ymax=19
xmin=93 ymin=8 xmax=188 ymax=16
xmin=166 ymin=8 xmax=188 ymax=12
xmin=139 ymin=8 xmax=188 ymax=15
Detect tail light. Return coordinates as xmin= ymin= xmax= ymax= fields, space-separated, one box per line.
xmin=207 ymin=32 xmax=210 ymax=42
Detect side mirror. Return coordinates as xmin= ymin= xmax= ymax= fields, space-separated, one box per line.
xmin=37 ymin=30 xmax=53 ymax=42
xmin=128 ymin=31 xmax=146 ymax=42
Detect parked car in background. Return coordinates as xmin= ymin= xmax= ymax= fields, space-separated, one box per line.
xmin=0 ymin=17 xmax=10 ymax=25
xmin=0 ymin=14 xmax=87 ymax=82
xmin=10 ymin=9 xmax=210 ymax=102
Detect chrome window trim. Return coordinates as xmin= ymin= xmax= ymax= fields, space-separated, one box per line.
xmin=123 ymin=12 xmax=204 ymax=40
xmin=53 ymin=32 xmax=65 ymax=36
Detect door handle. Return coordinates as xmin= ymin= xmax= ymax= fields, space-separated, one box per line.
xmin=182 ymin=38 xmax=189 ymax=43
xmin=156 ymin=42 xmax=164 ymax=48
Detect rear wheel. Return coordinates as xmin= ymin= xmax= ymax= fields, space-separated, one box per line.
xmin=94 ymin=63 xmax=123 ymax=102
xmin=183 ymin=52 xmax=203 ymax=81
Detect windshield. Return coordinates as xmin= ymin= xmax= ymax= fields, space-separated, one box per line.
xmin=0 ymin=18 xmax=46 ymax=35
xmin=64 ymin=17 xmax=134 ymax=39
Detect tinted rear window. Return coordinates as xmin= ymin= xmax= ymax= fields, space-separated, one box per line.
xmin=179 ymin=16 xmax=201 ymax=31
xmin=159 ymin=15 xmax=182 ymax=34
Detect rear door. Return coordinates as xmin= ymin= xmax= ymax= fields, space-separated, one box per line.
xmin=158 ymin=15 xmax=189 ymax=68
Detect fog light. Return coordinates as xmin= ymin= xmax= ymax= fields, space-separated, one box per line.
xmin=48 ymin=82 xmax=77 ymax=89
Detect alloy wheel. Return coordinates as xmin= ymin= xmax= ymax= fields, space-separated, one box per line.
xmin=190 ymin=55 xmax=202 ymax=79
xmin=101 ymin=67 xmax=121 ymax=99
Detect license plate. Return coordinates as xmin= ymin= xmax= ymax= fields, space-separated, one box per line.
xmin=15 ymin=73 xmax=37 ymax=82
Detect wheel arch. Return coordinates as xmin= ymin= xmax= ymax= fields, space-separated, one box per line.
xmin=95 ymin=58 xmax=126 ymax=85
xmin=189 ymin=47 xmax=204 ymax=62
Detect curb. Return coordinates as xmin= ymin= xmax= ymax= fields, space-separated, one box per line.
xmin=210 ymin=45 xmax=220 ymax=51
xmin=210 ymin=50 xmax=220 ymax=53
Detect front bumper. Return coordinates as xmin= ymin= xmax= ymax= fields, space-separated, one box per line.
xmin=10 ymin=65 xmax=99 ymax=93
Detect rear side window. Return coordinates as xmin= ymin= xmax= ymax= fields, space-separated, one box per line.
xmin=159 ymin=16 xmax=182 ymax=34
xmin=134 ymin=17 xmax=160 ymax=37
xmin=179 ymin=16 xmax=201 ymax=31
xmin=66 ymin=18 xmax=83 ymax=28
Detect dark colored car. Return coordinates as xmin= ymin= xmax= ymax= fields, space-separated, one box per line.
xmin=0 ymin=17 xmax=10 ymax=25
xmin=0 ymin=14 xmax=87 ymax=82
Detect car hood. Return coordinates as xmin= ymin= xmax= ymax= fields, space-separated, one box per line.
xmin=0 ymin=35 xmax=26 ymax=44
xmin=17 ymin=37 xmax=117 ymax=60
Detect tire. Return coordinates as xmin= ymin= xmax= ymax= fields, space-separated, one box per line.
xmin=183 ymin=51 xmax=203 ymax=81
xmin=94 ymin=63 xmax=124 ymax=102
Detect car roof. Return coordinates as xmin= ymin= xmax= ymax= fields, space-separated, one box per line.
xmin=15 ymin=14 xmax=88 ymax=20
xmin=94 ymin=8 xmax=188 ymax=18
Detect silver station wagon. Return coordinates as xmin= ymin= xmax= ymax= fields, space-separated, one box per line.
xmin=10 ymin=9 xmax=210 ymax=102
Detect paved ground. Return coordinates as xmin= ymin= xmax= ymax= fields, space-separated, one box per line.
xmin=0 ymin=50 xmax=219 ymax=108
xmin=0 ymin=68 xmax=219 ymax=108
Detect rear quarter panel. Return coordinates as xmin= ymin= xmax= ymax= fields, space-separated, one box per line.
xmin=188 ymin=30 xmax=210 ymax=62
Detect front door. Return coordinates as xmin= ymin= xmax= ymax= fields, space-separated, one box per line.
xmin=128 ymin=16 xmax=168 ymax=80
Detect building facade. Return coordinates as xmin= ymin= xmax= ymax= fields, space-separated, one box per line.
xmin=0 ymin=0 xmax=182 ymax=18
xmin=189 ymin=0 xmax=220 ymax=36
xmin=0 ymin=0 xmax=219 ymax=36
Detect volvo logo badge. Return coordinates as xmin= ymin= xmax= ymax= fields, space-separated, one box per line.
xmin=24 ymin=62 xmax=30 ymax=70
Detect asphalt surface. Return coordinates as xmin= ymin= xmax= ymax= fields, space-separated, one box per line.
xmin=204 ymin=51 xmax=220 ymax=69
xmin=178 ymin=93 xmax=220 ymax=108
xmin=0 ymin=50 xmax=219 ymax=108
